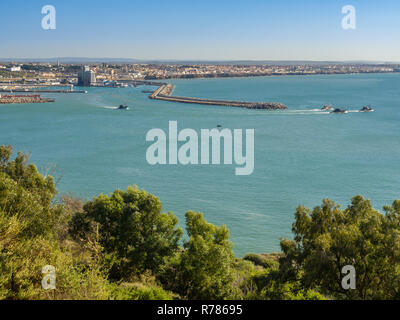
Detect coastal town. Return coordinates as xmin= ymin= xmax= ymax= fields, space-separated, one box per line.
xmin=0 ymin=62 xmax=399 ymax=85
xmin=0 ymin=62 xmax=397 ymax=108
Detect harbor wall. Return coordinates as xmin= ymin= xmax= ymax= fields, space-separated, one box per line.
xmin=0 ymin=95 xmax=55 ymax=104
xmin=149 ymin=83 xmax=287 ymax=110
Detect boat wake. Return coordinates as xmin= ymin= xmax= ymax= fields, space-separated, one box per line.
xmin=289 ymin=109 xmax=362 ymax=114
xmin=286 ymin=112 xmax=331 ymax=115
xmin=283 ymin=109 xmax=331 ymax=114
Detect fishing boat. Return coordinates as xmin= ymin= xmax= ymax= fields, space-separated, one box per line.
xmin=359 ymin=105 xmax=374 ymax=112
xmin=321 ymin=105 xmax=334 ymax=111
xmin=331 ymin=108 xmax=349 ymax=114
xmin=118 ymin=104 xmax=129 ymax=110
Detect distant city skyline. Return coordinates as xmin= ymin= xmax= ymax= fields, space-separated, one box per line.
xmin=2 ymin=0 xmax=400 ymax=61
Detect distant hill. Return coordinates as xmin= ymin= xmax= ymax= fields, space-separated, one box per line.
xmin=0 ymin=57 xmax=142 ymax=64
xmin=0 ymin=57 xmax=397 ymax=65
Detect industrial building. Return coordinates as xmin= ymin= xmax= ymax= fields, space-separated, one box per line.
xmin=77 ymin=66 xmax=96 ymax=86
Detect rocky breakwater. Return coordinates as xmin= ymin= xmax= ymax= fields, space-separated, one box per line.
xmin=243 ymin=102 xmax=287 ymax=110
xmin=0 ymin=94 xmax=55 ymax=104
xmin=149 ymin=83 xmax=288 ymax=110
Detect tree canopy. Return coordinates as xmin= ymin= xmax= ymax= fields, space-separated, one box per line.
xmin=2 ymin=145 xmax=400 ymax=300
xmin=278 ymin=196 xmax=400 ymax=299
xmin=69 ymin=186 xmax=182 ymax=279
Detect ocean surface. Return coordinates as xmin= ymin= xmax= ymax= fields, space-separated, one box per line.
xmin=1 ymin=73 xmax=400 ymax=256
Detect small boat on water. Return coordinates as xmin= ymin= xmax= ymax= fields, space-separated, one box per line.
xmin=118 ymin=104 xmax=129 ymax=110
xmin=321 ymin=105 xmax=334 ymax=111
xmin=216 ymin=124 xmax=222 ymax=128
xmin=359 ymin=105 xmax=374 ymax=112
xmin=331 ymin=108 xmax=349 ymax=114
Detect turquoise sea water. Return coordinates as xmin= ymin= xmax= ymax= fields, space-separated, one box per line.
xmin=1 ymin=73 xmax=400 ymax=256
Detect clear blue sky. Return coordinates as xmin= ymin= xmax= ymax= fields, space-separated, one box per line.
xmin=1 ymin=0 xmax=400 ymax=61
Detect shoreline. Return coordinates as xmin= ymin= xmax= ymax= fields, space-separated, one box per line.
xmin=144 ymin=70 xmax=400 ymax=81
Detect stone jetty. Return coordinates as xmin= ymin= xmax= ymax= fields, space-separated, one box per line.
xmin=0 ymin=94 xmax=55 ymax=104
xmin=148 ymin=83 xmax=287 ymax=110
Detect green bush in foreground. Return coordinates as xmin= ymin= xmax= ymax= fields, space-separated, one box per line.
xmin=0 ymin=146 xmax=109 ymax=300
xmin=69 ymin=186 xmax=182 ymax=280
xmin=278 ymin=197 xmax=400 ymax=299
xmin=108 ymin=282 xmax=172 ymax=300
xmin=173 ymin=211 xmax=238 ymax=299
xmin=2 ymin=145 xmax=400 ymax=300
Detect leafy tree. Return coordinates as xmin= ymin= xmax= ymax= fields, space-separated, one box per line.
xmin=69 ymin=186 xmax=182 ymax=279
xmin=279 ymin=196 xmax=400 ymax=299
xmin=173 ymin=211 xmax=237 ymax=300
xmin=0 ymin=146 xmax=56 ymax=208
xmin=0 ymin=146 xmax=109 ymax=300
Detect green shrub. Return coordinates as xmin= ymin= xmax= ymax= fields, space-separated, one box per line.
xmin=109 ymin=282 xmax=172 ymax=300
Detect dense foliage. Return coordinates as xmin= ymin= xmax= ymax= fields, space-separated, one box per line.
xmin=69 ymin=187 xmax=182 ymax=280
xmin=1 ymin=145 xmax=400 ymax=300
xmin=278 ymin=197 xmax=400 ymax=299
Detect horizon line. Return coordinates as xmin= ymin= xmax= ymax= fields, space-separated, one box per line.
xmin=0 ymin=57 xmax=399 ymax=64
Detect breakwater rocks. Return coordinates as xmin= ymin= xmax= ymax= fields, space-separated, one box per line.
xmin=149 ymin=83 xmax=287 ymax=110
xmin=0 ymin=94 xmax=55 ymax=104
xmin=153 ymin=94 xmax=287 ymax=110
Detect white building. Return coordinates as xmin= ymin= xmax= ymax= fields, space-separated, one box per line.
xmin=7 ymin=66 xmax=21 ymax=72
